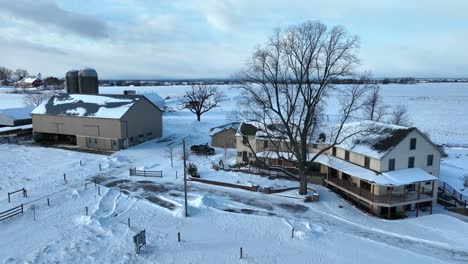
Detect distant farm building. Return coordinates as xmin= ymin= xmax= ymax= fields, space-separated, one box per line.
xmin=17 ymin=77 xmax=42 ymax=88
xmin=210 ymin=122 xmax=240 ymax=149
xmin=31 ymin=93 xmax=163 ymax=150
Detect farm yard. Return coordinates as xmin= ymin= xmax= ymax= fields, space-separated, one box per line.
xmin=0 ymin=83 xmax=468 ymax=263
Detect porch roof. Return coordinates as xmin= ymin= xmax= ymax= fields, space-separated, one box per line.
xmin=315 ymin=154 xmax=437 ymax=186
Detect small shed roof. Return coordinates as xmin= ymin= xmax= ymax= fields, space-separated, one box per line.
xmin=0 ymin=106 xmax=34 ymax=120
xmin=210 ymin=122 xmax=240 ymax=136
xmin=31 ymin=93 xmax=146 ymax=119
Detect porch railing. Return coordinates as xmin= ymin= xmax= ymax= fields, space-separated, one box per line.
xmin=327 ymin=177 xmax=433 ymax=204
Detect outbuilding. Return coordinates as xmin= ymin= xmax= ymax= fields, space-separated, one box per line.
xmin=31 ymin=93 xmax=163 ymax=150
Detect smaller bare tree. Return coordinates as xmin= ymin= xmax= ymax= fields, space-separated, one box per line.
xmin=362 ymin=85 xmax=386 ymax=121
xmin=23 ymin=92 xmax=52 ymax=107
xmin=165 ymin=144 xmax=175 ymax=168
xmin=0 ymin=67 xmax=13 ymax=81
xmin=181 ymin=84 xmax=222 ymax=121
xmin=389 ymin=104 xmax=411 ymax=126
xmin=14 ymin=69 xmax=29 ymax=80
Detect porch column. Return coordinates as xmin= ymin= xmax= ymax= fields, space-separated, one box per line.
xmin=387 ymin=206 xmax=391 ymax=219
xmin=430 ymin=201 xmax=433 ymax=215
xmin=371 ymin=185 xmax=375 ymax=201
xmin=431 ymin=181 xmax=435 ymax=197
xmin=416 ymin=183 xmax=421 ymax=217
xmin=389 ymin=188 xmax=393 ymax=204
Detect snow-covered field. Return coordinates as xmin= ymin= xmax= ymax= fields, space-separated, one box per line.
xmin=0 ymin=83 xmax=468 ymax=263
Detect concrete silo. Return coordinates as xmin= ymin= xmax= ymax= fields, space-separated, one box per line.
xmin=65 ymin=70 xmax=79 ymax=94
xmin=78 ymin=68 xmax=99 ymax=94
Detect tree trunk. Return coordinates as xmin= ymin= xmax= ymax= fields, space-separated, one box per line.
xmin=299 ymin=173 xmax=308 ymax=195
xmin=197 ymin=114 xmax=201 ymax=121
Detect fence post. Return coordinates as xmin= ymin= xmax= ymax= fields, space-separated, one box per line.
xmin=85 ymin=183 xmax=87 ymax=190
xmin=128 ymin=218 xmax=130 ymax=228
xmin=94 ymin=179 xmax=97 ymax=187
xmin=85 ymin=206 xmax=88 ymax=216
xmin=23 ymin=189 xmax=27 ymax=198
xmin=47 ymin=198 xmax=50 ymax=206
xmin=21 ymin=204 xmax=23 ymax=214
xmin=80 ymin=160 xmax=82 ymax=166
xmin=144 ymin=169 xmax=146 ymax=177
xmin=176 ymin=171 xmax=178 ymax=179
xmin=64 ymin=173 xmax=66 ymax=182
xmin=99 ymin=164 xmax=102 ymax=171
xmin=291 ymin=227 xmax=294 ymax=238
xmin=8 ymin=192 xmax=10 ymax=203
xmin=98 ymin=186 xmax=101 ymax=196
xmin=32 ymin=205 xmax=36 ymax=222
xmin=240 ymin=247 xmax=243 ymax=259
xmin=178 ymin=232 xmax=181 ymax=242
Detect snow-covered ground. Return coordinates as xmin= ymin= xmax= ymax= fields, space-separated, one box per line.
xmin=0 ymin=83 xmax=468 ymax=263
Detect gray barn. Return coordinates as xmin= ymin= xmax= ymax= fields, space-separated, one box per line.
xmin=31 ymin=93 xmax=163 ymax=150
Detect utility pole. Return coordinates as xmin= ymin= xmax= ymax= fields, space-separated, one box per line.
xmin=183 ymin=139 xmax=189 ymax=217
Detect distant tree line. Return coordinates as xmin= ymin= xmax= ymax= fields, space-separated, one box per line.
xmin=0 ymin=65 xmax=65 ymax=87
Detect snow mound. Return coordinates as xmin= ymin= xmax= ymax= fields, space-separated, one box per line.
xmin=68 ymin=190 xmax=80 ymax=199
xmin=294 ymin=223 xmax=326 ymax=240
xmin=190 ymin=196 xmax=220 ymax=208
xmin=102 ymin=155 xmax=129 ymax=169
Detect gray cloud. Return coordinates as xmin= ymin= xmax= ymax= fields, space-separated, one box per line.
xmin=0 ymin=0 xmax=108 ymax=39
xmin=0 ymin=37 xmax=67 ymax=55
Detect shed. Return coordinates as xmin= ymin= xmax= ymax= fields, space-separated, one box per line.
xmin=0 ymin=106 xmax=34 ymax=127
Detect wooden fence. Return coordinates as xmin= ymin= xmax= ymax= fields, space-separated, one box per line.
xmin=129 ymin=168 xmax=163 ymax=178
xmin=0 ymin=204 xmax=24 ymax=222
xmin=438 ymin=180 xmax=467 ymax=207
xmin=8 ymin=188 xmax=27 ymax=203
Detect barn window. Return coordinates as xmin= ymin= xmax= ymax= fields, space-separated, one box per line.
xmin=408 ymin=157 xmax=415 ymax=168
xmin=410 ymin=138 xmax=416 ymax=150
xmin=427 ymin=155 xmax=433 ymax=166
xmin=388 ymin=159 xmax=395 ymax=171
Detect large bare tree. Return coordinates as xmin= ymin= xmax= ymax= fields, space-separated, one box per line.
xmin=235 ymin=21 xmax=374 ymax=195
xmin=0 ymin=67 xmax=13 ymax=80
xmin=362 ymin=85 xmax=387 ymax=121
xmin=182 ymin=84 xmax=222 ymax=121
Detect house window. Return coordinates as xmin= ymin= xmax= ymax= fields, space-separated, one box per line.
xmin=388 ymin=159 xmax=395 ymax=171
xmin=138 ymin=134 xmax=144 ymax=139
xmin=243 ymin=136 xmax=248 ymax=144
xmin=113 ymin=140 xmax=116 ymax=146
xmin=94 ymin=139 xmax=97 ymax=144
xmin=345 ymin=151 xmax=350 ymax=161
xmin=364 ymin=157 xmax=370 ymax=168
xmin=237 ymin=152 xmax=242 ymax=157
xmin=332 ymin=147 xmax=336 ymax=156
xmin=427 ymin=155 xmax=433 ymax=166
xmin=408 ymin=157 xmax=415 ymax=168
xmin=387 ymin=187 xmax=394 ymax=191
xmin=263 ymin=140 xmax=269 ymax=148
xmin=248 ymin=152 xmax=253 ymax=157
xmin=88 ymin=138 xmax=92 ymax=143
xmin=410 ymin=138 xmax=416 ymax=150
xmin=312 ymin=144 xmax=318 ymax=149
xmin=425 ymin=181 xmax=432 ymax=185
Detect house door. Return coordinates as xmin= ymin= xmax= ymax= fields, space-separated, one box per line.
xmin=242 ymin=151 xmax=248 ymax=162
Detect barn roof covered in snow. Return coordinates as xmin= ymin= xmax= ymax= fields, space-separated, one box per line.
xmin=31 ymin=93 xmax=159 ymax=119
xmin=0 ymin=106 xmax=34 ymax=120
xmin=210 ymin=122 xmax=240 ymax=136
xmin=142 ymin=93 xmax=165 ymax=110
xmin=333 ymin=121 xmax=417 ymax=159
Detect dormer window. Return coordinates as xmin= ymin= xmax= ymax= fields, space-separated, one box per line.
xmin=410 ymin=138 xmax=416 ymax=150
xmin=364 ymin=157 xmax=370 ymax=168
xmin=332 ymin=147 xmax=337 ymax=156
xmin=345 ymin=150 xmax=350 ymax=161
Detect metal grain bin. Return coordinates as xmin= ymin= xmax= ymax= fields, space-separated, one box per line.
xmin=78 ymin=68 xmax=99 ymax=94
xmin=65 ymin=70 xmax=79 ymax=94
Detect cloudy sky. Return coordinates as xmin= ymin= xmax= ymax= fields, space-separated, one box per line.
xmin=1 ymin=0 xmax=467 ymax=79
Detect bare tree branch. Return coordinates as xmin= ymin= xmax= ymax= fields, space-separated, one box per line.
xmin=181 ymin=84 xmax=222 ymax=121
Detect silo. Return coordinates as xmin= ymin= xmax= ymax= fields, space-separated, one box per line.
xmin=78 ymin=68 xmax=99 ymax=94
xmin=65 ymin=70 xmax=79 ymax=93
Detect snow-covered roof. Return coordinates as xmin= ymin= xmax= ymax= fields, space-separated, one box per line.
xmin=0 ymin=106 xmax=34 ymax=120
xmin=0 ymin=124 xmax=32 ymax=133
xmin=315 ymin=154 xmax=437 ymax=186
xmin=20 ymin=78 xmax=39 ymax=84
xmin=31 ymin=93 xmax=144 ymax=119
xmin=210 ymin=122 xmax=240 ymax=136
xmin=142 ymin=93 xmax=165 ymax=110
xmin=333 ymin=121 xmax=415 ymax=159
